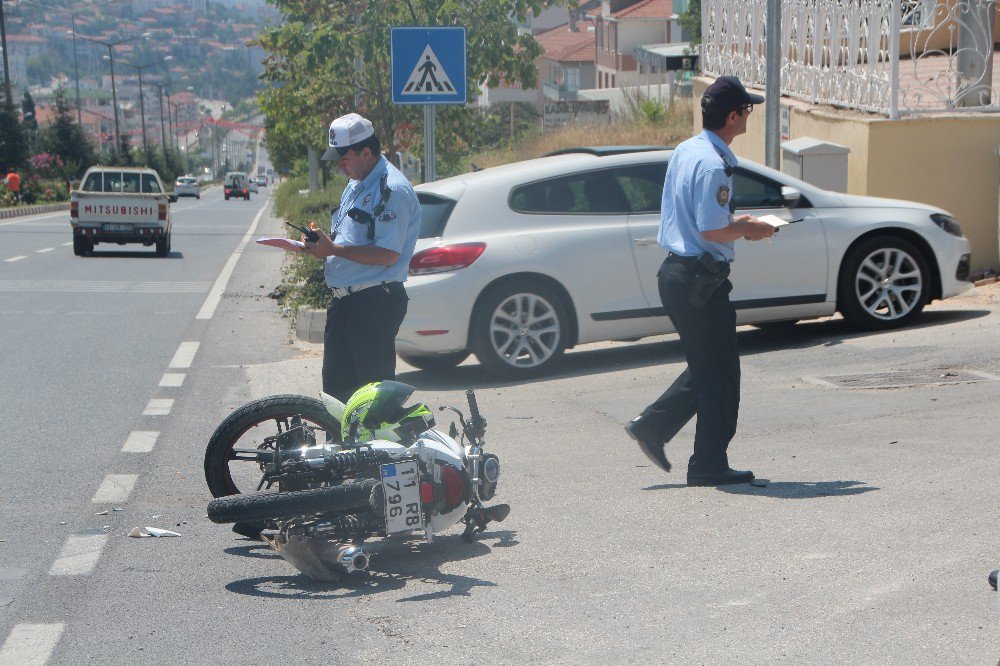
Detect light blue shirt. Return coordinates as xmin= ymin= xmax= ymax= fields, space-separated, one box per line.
xmin=658 ymin=129 xmax=737 ymax=263
xmin=324 ymin=156 xmax=422 ymax=288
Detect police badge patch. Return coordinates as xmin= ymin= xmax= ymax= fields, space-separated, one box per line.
xmin=716 ymin=186 xmax=730 ymax=207
xmin=361 ymin=193 xmax=372 ymax=206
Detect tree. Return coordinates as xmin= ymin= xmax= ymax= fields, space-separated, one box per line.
xmin=21 ymin=91 xmax=38 ymax=134
xmin=679 ymin=0 xmax=701 ymax=45
xmin=0 ymin=95 xmax=28 ymax=170
xmin=256 ymin=0 xmax=552 ymax=176
xmin=38 ymin=87 xmax=97 ymax=176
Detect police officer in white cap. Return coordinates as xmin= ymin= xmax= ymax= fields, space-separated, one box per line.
xmin=301 ymin=112 xmax=421 ymax=402
xmin=625 ymin=76 xmax=775 ymax=486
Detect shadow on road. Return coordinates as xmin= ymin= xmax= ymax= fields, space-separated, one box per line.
xmin=642 ymin=479 xmax=879 ymax=498
xmin=399 ymin=309 xmax=990 ymax=392
xmin=83 ymin=250 xmax=184 ymax=259
xmin=223 ymin=529 xmax=517 ymax=600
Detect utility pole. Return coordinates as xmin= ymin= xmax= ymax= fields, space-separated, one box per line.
xmin=764 ymin=0 xmax=781 ymax=168
xmin=0 ymin=0 xmax=12 ymax=105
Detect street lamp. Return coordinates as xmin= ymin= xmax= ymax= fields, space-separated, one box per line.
xmin=69 ymin=30 xmax=149 ymax=158
xmin=18 ymin=0 xmax=122 ymax=126
xmin=124 ymin=56 xmax=171 ymax=162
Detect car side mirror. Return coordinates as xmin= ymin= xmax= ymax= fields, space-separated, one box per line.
xmin=168 ymin=194 xmax=178 ymax=203
xmin=781 ymin=186 xmax=801 ymax=207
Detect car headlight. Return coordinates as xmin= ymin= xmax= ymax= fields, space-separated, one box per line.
xmin=930 ymin=214 xmax=963 ymax=237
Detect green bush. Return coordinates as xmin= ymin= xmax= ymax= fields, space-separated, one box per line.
xmin=273 ymin=175 xmax=346 ymax=314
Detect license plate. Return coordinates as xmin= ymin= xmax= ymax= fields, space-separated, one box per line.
xmin=380 ymin=460 xmax=422 ymax=534
xmin=103 ymin=223 xmax=133 ymax=232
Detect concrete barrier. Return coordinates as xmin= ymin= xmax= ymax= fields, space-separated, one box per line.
xmin=0 ymin=203 xmax=70 ymax=220
xmin=295 ymin=307 xmax=326 ymax=343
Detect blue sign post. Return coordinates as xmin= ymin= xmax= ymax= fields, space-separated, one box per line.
xmin=391 ymin=27 xmax=467 ymax=182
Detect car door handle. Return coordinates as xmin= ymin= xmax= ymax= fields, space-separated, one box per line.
xmin=633 ymin=238 xmax=659 ymax=247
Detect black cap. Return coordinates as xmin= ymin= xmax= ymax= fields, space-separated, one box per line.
xmin=702 ymin=76 xmax=765 ymax=115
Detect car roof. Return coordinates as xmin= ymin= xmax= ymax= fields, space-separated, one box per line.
xmin=416 ymin=147 xmax=675 ymax=198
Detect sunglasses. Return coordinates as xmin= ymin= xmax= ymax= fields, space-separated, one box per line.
xmin=738 ymin=104 xmax=754 ymax=115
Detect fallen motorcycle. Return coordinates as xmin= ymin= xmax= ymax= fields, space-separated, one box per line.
xmin=205 ymin=381 xmax=509 ymax=581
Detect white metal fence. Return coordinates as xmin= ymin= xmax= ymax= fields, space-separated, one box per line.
xmin=701 ymin=0 xmax=998 ymax=117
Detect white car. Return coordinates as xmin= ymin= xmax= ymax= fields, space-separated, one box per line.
xmin=398 ymin=147 xmax=972 ymax=378
xmin=174 ymin=175 xmax=201 ymax=199
xmin=248 ymin=178 xmax=259 ymax=194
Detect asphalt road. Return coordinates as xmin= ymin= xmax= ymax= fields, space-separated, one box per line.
xmin=1 ymin=183 xmax=998 ymax=663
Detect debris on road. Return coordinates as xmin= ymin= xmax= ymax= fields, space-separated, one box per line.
xmin=128 ymin=527 xmax=182 ymax=538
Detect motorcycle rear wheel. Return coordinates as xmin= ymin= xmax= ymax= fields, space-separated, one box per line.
xmin=204 ymin=394 xmax=342 ymax=498
xmin=207 ymin=481 xmax=376 ymax=524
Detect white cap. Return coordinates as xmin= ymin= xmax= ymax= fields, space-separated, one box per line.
xmin=322 ymin=113 xmax=375 ymax=160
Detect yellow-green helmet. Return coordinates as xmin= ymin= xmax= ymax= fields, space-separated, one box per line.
xmin=341 ymin=381 xmax=435 ymax=444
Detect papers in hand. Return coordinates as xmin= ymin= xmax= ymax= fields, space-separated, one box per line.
xmin=256 ymin=236 xmax=306 ymax=251
xmin=757 ymin=214 xmax=791 ymax=229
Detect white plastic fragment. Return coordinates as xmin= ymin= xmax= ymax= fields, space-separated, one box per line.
xmin=128 ymin=526 xmax=182 ymax=538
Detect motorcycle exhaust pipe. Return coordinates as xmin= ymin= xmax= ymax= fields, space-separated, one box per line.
xmin=322 ymin=542 xmax=370 ymax=573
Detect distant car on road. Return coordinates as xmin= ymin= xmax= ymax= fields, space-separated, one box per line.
xmin=255 ymin=175 xmax=267 ymax=187
xmin=248 ymin=178 xmax=258 ymax=194
xmin=174 ymin=176 xmax=201 ymax=199
xmin=224 ymin=172 xmax=250 ymax=201
xmin=397 ymin=146 xmax=973 ymax=378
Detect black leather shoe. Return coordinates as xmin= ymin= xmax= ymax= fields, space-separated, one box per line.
xmin=625 ymin=417 xmax=671 ymax=472
xmin=687 ymin=467 xmax=755 ymax=487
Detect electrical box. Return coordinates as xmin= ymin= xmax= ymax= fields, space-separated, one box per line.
xmin=781 ymin=137 xmax=851 ymax=193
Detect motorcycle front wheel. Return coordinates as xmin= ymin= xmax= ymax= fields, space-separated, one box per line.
xmin=207 ymin=481 xmax=377 ymax=524
xmin=204 ymin=394 xmax=342 ymax=498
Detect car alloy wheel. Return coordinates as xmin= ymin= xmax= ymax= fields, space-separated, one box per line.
xmin=839 ymin=235 xmax=929 ymax=329
xmin=471 ymin=280 xmax=568 ymax=378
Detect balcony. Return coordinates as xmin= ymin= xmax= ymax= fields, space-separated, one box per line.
xmin=543 ymin=80 xmax=578 ymax=101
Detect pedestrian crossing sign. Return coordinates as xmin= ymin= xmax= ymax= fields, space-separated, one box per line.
xmin=391 ymin=27 xmax=467 ymax=105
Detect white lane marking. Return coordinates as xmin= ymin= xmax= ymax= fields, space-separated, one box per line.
xmin=61 ymin=242 xmax=73 ymax=246
xmin=123 ymin=430 xmax=159 ymax=453
xmin=159 ymin=373 xmax=185 ymax=387
xmin=168 ymin=342 xmax=199 ymax=369
xmin=0 ymin=623 xmax=65 ymax=666
xmin=143 ymin=398 xmax=174 ymax=416
xmin=49 ymin=532 xmax=109 ymax=576
xmin=91 ymin=474 xmax=138 ymax=504
xmin=35 ymin=247 xmax=55 ymax=253
xmin=3 ymin=256 xmax=27 ymax=263
xmin=196 ymin=203 xmax=268 ymax=320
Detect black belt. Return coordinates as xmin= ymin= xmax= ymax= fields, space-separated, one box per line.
xmin=665 ymin=253 xmax=702 ymax=265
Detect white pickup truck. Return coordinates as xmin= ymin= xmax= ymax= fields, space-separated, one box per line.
xmin=71 ymin=166 xmax=177 ymax=257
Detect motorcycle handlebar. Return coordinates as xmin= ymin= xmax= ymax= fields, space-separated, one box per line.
xmin=465 ymin=390 xmax=486 ymax=438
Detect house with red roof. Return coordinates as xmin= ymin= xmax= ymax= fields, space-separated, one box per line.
xmin=584 ymin=0 xmax=675 ymax=89
xmin=535 ymin=18 xmax=598 ymax=102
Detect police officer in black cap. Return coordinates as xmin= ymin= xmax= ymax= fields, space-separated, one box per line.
xmin=625 ymin=76 xmax=775 ymax=486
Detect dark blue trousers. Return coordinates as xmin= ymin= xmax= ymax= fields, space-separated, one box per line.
xmin=640 ymin=257 xmax=741 ymax=471
xmin=322 ymin=281 xmax=408 ymax=403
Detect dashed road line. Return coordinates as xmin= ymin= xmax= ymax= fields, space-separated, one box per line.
xmin=143 ymin=398 xmax=173 ymax=416
xmin=122 ymin=430 xmax=159 ymax=453
xmin=168 ymin=342 xmax=199 ymax=369
xmin=35 ymin=247 xmax=54 ymax=253
xmin=91 ymin=474 xmax=138 ymax=504
xmin=196 ymin=203 xmax=268 ymax=320
xmin=61 ymin=242 xmax=72 ymax=246
xmin=49 ymin=532 xmax=109 ymax=576
xmin=0 ymin=623 xmax=65 ymax=666
xmin=159 ymin=373 xmax=185 ymax=387
xmin=3 ymin=256 xmax=27 ymax=263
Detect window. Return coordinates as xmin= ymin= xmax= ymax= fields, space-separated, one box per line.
xmin=732 ymin=168 xmax=784 ymax=208
xmin=614 ymin=162 xmax=668 ymax=213
xmin=510 ymin=170 xmax=630 ymax=215
xmin=122 ymin=173 xmax=141 ymax=193
xmin=103 ymin=172 xmax=123 ymax=193
xmin=82 ymin=173 xmax=103 ymax=192
xmin=416 ymin=193 xmax=455 ymax=238
xmin=142 ymin=173 xmax=162 ymax=193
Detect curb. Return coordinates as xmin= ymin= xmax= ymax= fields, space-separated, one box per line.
xmin=0 ymin=203 xmax=70 ymax=220
xmin=295 ymin=307 xmax=326 ymax=343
